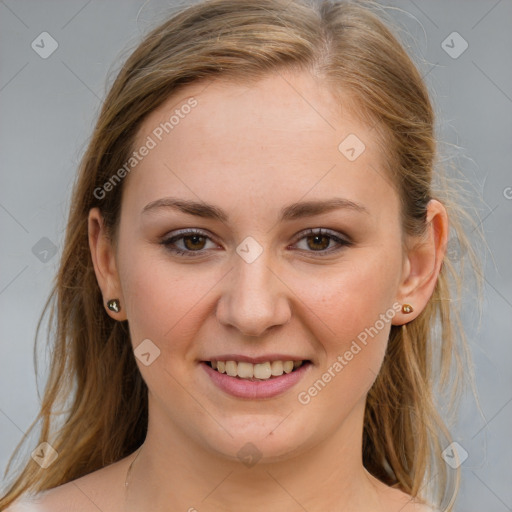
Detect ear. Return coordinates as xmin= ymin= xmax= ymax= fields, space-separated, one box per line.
xmin=88 ymin=207 xmax=127 ymax=321
xmin=392 ymin=199 xmax=448 ymax=326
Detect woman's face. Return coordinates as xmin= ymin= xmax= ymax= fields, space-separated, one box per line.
xmin=101 ymin=70 xmax=412 ymax=461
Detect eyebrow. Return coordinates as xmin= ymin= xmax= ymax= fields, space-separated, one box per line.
xmin=142 ymin=196 xmax=369 ymax=222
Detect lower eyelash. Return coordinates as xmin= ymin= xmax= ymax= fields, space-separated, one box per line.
xmin=170 ymin=247 xmax=199 ymax=257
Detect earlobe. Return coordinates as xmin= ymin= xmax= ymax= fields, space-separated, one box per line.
xmin=392 ymin=200 xmax=448 ymax=326
xmin=88 ymin=208 xmax=127 ymax=321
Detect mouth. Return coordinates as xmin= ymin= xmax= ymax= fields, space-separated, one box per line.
xmin=200 ymin=359 xmax=313 ymax=399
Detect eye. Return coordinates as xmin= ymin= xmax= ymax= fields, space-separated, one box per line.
xmin=160 ymin=229 xmax=218 ymax=257
xmin=291 ymin=228 xmax=352 ymax=256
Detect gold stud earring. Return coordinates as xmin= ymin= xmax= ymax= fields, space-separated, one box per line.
xmin=401 ymin=303 xmax=413 ymax=314
xmin=107 ymin=299 xmax=121 ymax=313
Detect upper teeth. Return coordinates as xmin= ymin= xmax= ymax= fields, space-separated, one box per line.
xmin=212 ymin=360 xmax=303 ymax=380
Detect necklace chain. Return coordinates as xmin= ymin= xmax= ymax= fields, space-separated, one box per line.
xmin=124 ymin=444 xmax=144 ymax=489
xmin=124 ymin=444 xmax=144 ymax=512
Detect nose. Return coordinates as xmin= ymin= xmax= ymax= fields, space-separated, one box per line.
xmin=216 ymin=251 xmax=292 ymax=337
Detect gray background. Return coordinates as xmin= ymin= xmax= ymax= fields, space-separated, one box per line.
xmin=0 ymin=0 xmax=511 ymax=510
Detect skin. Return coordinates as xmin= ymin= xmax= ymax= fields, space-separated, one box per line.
xmin=13 ymin=70 xmax=447 ymax=512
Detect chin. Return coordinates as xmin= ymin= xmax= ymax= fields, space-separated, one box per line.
xmin=199 ymin=414 xmax=317 ymax=464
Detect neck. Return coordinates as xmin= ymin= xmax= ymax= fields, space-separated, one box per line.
xmin=125 ymin=397 xmax=385 ymax=512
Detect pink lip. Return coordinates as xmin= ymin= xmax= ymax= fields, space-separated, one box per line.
xmin=200 ymin=361 xmax=312 ymax=399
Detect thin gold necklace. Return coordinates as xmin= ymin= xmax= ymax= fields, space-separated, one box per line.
xmin=124 ymin=443 xmax=144 ymax=509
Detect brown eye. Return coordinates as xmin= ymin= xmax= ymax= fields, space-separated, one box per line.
xmin=161 ymin=229 xmax=217 ymax=257
xmin=182 ymin=234 xmax=207 ymax=251
xmin=305 ymin=234 xmax=331 ymax=251
xmin=293 ymin=228 xmax=352 ymax=256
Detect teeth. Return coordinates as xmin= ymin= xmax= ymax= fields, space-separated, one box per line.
xmin=254 ymin=362 xmax=272 ymax=379
xmin=210 ymin=360 xmax=304 ymax=380
xmin=237 ymin=362 xmax=254 ymax=379
xmin=225 ymin=361 xmax=237 ymax=377
xmin=283 ymin=361 xmax=294 ymax=374
xmin=271 ymin=361 xmax=283 ymax=376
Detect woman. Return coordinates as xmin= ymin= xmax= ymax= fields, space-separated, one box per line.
xmin=1 ymin=0 xmax=480 ymax=510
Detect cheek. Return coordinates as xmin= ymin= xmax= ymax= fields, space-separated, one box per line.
xmin=118 ymin=246 xmax=221 ymax=349
xmin=293 ymin=252 xmax=402 ymax=415
xmin=292 ymin=247 xmax=402 ymax=350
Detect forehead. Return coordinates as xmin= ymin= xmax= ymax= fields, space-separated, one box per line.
xmin=125 ymin=70 xmax=397 ymax=222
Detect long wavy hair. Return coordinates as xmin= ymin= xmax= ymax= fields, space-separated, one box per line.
xmin=1 ymin=0 xmax=482 ymax=510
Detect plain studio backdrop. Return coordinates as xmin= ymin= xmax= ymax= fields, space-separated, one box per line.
xmin=0 ymin=1 xmax=511 ymax=510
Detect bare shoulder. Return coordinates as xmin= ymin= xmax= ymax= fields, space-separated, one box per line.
xmin=5 ymin=452 xmax=136 ymax=512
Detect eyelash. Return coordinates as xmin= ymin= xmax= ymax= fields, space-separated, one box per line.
xmin=160 ymin=228 xmax=353 ymax=258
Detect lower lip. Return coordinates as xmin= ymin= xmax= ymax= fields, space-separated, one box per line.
xmin=201 ymin=361 xmax=312 ymax=399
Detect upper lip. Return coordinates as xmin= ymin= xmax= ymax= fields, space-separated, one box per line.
xmin=201 ymin=354 xmax=311 ymax=364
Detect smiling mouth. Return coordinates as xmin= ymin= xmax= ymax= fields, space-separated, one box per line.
xmin=203 ymin=360 xmax=310 ymax=381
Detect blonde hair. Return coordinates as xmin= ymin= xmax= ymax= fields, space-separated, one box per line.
xmin=1 ymin=0 xmax=482 ymax=510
